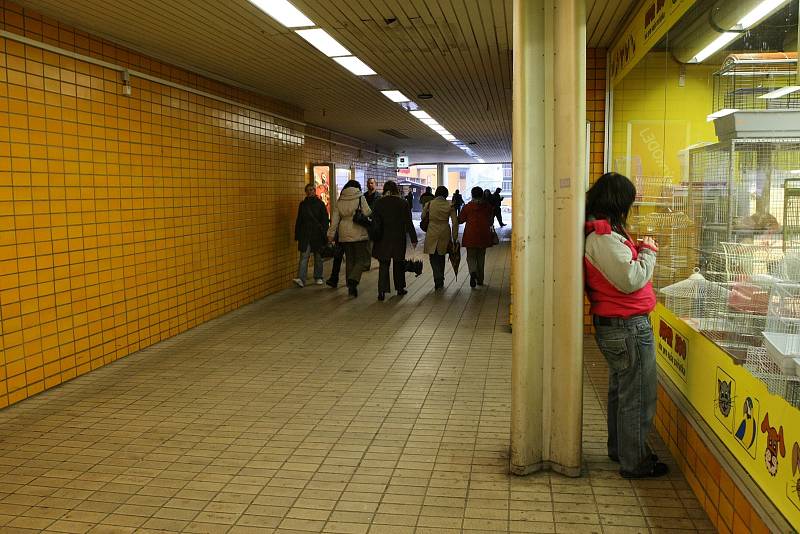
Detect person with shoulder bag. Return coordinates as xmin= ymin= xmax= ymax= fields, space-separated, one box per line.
xmin=370 ymin=180 xmax=417 ymax=300
xmin=293 ymin=183 xmax=329 ymax=287
xmin=458 ymin=187 xmax=495 ymax=288
xmin=584 ymin=172 xmax=667 ymax=480
xmin=327 ymin=180 xmax=372 ymax=297
xmin=423 ymin=186 xmax=458 ymax=290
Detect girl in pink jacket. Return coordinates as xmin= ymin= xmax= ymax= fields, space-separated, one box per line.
xmin=584 ymin=172 xmax=668 ymax=479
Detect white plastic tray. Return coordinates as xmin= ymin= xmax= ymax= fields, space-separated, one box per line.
xmin=762 ymin=332 xmax=800 ymax=375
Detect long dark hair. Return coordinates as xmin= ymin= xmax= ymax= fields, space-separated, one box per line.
xmin=586 ymin=172 xmax=636 ymax=234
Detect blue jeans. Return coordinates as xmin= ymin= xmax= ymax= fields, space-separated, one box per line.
xmin=298 ymin=244 xmax=323 ymax=282
xmin=593 ymin=314 xmax=657 ymax=474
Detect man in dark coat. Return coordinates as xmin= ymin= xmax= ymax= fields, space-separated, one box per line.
xmin=420 ymin=186 xmax=435 ymax=206
xmin=371 ymin=180 xmax=418 ymax=300
xmin=293 ymin=183 xmax=329 ymax=287
xmin=492 ymin=187 xmax=506 ymax=227
xmin=452 ymin=189 xmax=464 ymax=216
xmin=364 ymin=178 xmax=382 ymax=207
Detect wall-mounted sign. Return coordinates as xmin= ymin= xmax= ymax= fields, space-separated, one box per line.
xmin=653 ymin=304 xmax=800 ymax=527
xmin=396 ymin=156 xmax=409 ymax=169
xmin=609 ymin=0 xmax=696 ymax=86
xmin=311 ymin=163 xmax=333 ymax=214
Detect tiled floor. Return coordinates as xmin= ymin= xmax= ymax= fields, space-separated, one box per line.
xmin=0 ymin=234 xmax=714 ymax=533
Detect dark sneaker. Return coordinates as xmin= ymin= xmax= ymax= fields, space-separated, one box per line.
xmin=620 ymin=461 xmax=669 ymax=479
xmin=326 ymin=279 xmax=338 ymax=288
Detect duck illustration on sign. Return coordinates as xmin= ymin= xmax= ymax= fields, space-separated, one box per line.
xmin=761 ymin=413 xmax=786 ymax=477
xmin=735 ymin=397 xmax=759 ymax=458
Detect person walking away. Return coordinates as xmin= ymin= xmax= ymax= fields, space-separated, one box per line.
xmin=327 ymin=180 xmax=372 ymax=297
xmin=325 ymin=230 xmax=344 ymax=288
xmin=584 ymin=172 xmax=667 ymax=479
xmin=405 ymin=190 xmax=415 ymax=212
xmin=293 ymin=183 xmax=329 ymax=287
xmin=492 ymin=187 xmax=506 ymax=227
xmin=371 ymin=181 xmax=417 ymax=300
xmin=364 ymin=178 xmax=382 ymax=207
xmin=423 ymin=186 xmax=458 ymax=290
xmin=451 ymin=189 xmax=464 ymax=217
xmin=420 ymin=186 xmax=435 ymax=206
xmin=458 ymin=187 xmax=494 ymax=288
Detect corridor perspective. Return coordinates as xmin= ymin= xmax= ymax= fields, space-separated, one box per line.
xmin=3 ymin=0 xmax=800 ymax=533
xmin=0 ymin=237 xmax=714 ymax=534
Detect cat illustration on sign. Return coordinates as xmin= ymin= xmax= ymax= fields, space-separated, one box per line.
xmin=761 ymin=413 xmax=785 ymax=476
xmin=717 ymin=379 xmax=732 ymax=417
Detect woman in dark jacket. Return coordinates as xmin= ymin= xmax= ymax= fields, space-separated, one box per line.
xmin=293 ymin=183 xmax=329 ymax=287
xmin=371 ymin=180 xmax=418 ymax=300
xmin=458 ymin=186 xmax=494 ymax=288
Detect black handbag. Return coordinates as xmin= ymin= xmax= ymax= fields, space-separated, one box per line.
xmin=404 ymin=259 xmax=423 ymax=277
xmin=368 ymin=210 xmax=383 ymax=241
xmin=353 ymin=197 xmax=372 ymax=229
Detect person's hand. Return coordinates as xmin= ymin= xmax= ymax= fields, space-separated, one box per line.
xmin=641 ymin=236 xmax=658 ymax=252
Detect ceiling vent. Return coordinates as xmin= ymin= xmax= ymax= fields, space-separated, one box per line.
xmin=379 ymin=128 xmax=410 ymax=139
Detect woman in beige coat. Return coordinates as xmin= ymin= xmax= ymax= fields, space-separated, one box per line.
xmin=422 ymin=186 xmax=459 ymax=290
xmin=327 ymin=180 xmax=372 ymax=297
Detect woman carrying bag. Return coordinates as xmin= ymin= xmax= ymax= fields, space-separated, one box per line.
xmin=371 ymin=180 xmax=418 ymax=300
xmin=458 ymin=187 xmax=494 ymax=288
xmin=422 ymin=186 xmax=458 ymax=290
xmin=327 ymin=180 xmax=372 ymax=298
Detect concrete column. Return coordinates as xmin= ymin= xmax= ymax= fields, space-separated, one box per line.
xmin=510 ymin=0 xmax=586 ymax=477
xmin=436 ymin=162 xmax=445 ymax=188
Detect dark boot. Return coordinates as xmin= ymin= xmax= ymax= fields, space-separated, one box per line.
xmin=469 ymin=273 xmax=477 ymax=288
xmin=347 ymin=280 xmax=358 ymax=298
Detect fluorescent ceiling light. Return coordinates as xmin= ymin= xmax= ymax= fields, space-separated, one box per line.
xmin=333 ymin=56 xmax=376 ymax=75
xmin=759 ymin=86 xmax=800 ymax=99
xmin=690 ymin=33 xmax=738 ymax=63
xmin=738 ymin=0 xmax=789 ymax=28
xmin=476 ymin=158 xmax=486 ymax=164
xmin=690 ymin=0 xmax=791 ymax=63
xmin=410 ymin=110 xmax=432 ymax=120
xmin=442 ymin=134 xmax=456 ymax=141
xmin=248 ymin=0 xmax=314 ymax=28
xmin=381 ymin=90 xmax=411 ymax=102
xmin=295 ymin=28 xmax=350 ymax=57
xmin=706 ymin=108 xmax=738 ymax=122
xmin=420 ymin=118 xmax=440 ymax=126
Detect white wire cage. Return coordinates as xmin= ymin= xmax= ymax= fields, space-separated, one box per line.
xmin=660 ymin=269 xmax=730 ymax=324
xmin=630 ymin=211 xmax=694 ymax=291
xmin=745 ymin=347 xmax=800 ymax=409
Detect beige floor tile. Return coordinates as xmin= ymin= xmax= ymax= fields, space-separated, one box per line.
xmin=0 ymin=239 xmax=712 ymax=534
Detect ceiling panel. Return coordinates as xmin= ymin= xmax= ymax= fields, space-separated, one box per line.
xmin=13 ymin=0 xmax=636 ymax=163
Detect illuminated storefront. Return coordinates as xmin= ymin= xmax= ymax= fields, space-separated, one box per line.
xmin=608 ymin=0 xmax=800 ymax=530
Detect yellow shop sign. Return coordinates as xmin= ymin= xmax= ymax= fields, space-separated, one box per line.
xmin=652 ymin=304 xmax=800 ymax=529
xmin=610 ymin=0 xmax=696 ymax=86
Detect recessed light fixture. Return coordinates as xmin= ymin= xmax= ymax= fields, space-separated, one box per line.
xmin=333 ymin=56 xmax=376 ymax=76
xmin=248 ymin=0 xmax=314 ymax=28
xmin=381 ymin=90 xmax=411 ymax=102
xmin=760 ymin=86 xmax=800 ymax=99
xmin=295 ymin=28 xmax=350 ymax=57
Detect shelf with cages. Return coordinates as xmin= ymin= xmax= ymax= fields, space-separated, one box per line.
xmin=712 ymin=53 xmax=799 ymax=114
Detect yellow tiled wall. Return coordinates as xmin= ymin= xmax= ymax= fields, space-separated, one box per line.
xmin=0 ymin=1 xmax=395 ymax=409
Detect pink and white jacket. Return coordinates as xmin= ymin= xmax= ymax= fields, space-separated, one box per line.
xmin=584 ymin=219 xmax=657 ymax=318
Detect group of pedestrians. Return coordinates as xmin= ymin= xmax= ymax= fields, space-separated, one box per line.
xmin=293 ymin=178 xmax=497 ymax=299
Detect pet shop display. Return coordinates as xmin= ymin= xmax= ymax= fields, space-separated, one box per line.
xmin=659 ymin=268 xmax=729 ymax=325
xmin=745 ymin=347 xmax=800 ymax=409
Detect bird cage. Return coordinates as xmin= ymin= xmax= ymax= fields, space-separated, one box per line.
xmin=697 ymin=242 xmax=781 ymax=359
xmin=744 ymin=347 xmax=800 ymax=409
xmin=762 ymin=282 xmax=800 ymax=376
xmin=712 ymin=53 xmax=799 ymax=113
xmin=630 ymin=212 xmax=694 ymax=291
xmin=660 ymin=269 xmax=729 ymax=326
xmin=688 ymin=138 xmax=800 ymax=272
xmin=784 ymin=179 xmax=800 ymax=250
